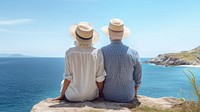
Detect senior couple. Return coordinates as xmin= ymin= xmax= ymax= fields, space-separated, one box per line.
xmin=54 ymin=18 xmax=142 ymax=103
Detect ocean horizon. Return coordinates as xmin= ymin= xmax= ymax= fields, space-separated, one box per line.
xmin=0 ymin=58 xmax=200 ymax=112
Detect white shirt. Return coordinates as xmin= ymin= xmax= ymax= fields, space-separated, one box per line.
xmin=62 ymin=46 xmax=106 ymax=102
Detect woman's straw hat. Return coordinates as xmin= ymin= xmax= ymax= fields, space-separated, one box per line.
xmin=69 ymin=22 xmax=99 ymax=44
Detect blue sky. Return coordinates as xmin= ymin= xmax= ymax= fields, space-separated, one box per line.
xmin=0 ymin=0 xmax=200 ymax=57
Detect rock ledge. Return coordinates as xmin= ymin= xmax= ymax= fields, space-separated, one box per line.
xmin=31 ymin=95 xmax=184 ymax=112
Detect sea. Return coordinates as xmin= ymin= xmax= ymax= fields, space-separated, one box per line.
xmin=0 ymin=58 xmax=200 ymax=112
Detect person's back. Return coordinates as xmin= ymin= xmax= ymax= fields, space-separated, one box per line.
xmin=101 ymin=18 xmax=142 ymax=103
xmin=54 ymin=22 xmax=106 ymax=102
xmin=65 ymin=46 xmax=105 ymax=101
xmin=102 ymin=41 xmax=141 ymax=102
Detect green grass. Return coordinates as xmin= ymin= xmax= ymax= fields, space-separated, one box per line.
xmin=183 ymin=69 xmax=200 ymax=103
xmin=166 ymin=48 xmax=200 ymax=63
xmin=131 ymin=106 xmax=175 ymax=112
xmin=167 ymin=52 xmax=197 ymax=62
xmin=182 ymin=69 xmax=200 ymax=112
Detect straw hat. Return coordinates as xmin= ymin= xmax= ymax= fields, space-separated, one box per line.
xmin=69 ymin=22 xmax=99 ymax=44
xmin=102 ymin=18 xmax=131 ymax=40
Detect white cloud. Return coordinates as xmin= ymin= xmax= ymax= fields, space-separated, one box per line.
xmin=2 ymin=30 xmax=55 ymax=34
xmin=0 ymin=19 xmax=34 ymax=25
xmin=0 ymin=28 xmax=54 ymax=34
xmin=10 ymin=31 xmax=55 ymax=34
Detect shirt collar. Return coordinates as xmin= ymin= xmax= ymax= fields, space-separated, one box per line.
xmin=111 ymin=40 xmax=122 ymax=44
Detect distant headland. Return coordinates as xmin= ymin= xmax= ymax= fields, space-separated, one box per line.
xmin=146 ymin=46 xmax=200 ymax=66
xmin=0 ymin=53 xmax=31 ymax=58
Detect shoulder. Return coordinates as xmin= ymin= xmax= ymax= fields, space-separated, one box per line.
xmin=101 ymin=44 xmax=111 ymax=51
xmin=92 ymin=48 xmax=103 ymax=56
xmin=127 ymin=48 xmax=140 ymax=59
xmin=65 ymin=46 xmax=77 ymax=55
xmin=128 ymin=48 xmax=138 ymax=54
xmin=101 ymin=45 xmax=112 ymax=55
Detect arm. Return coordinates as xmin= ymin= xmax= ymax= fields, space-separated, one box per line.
xmin=97 ymin=82 xmax=103 ymax=97
xmin=54 ymin=79 xmax=71 ymax=100
xmin=96 ymin=50 xmax=106 ymax=97
xmin=134 ymin=85 xmax=139 ymax=98
xmin=133 ymin=52 xmax=142 ymax=98
xmin=54 ymin=50 xmax=73 ymax=100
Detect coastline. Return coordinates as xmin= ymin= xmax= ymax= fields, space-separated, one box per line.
xmin=148 ymin=63 xmax=200 ymax=68
xmin=178 ymin=65 xmax=200 ymax=68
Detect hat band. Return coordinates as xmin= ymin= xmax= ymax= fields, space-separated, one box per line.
xmin=108 ymin=28 xmax=124 ymax=32
xmin=76 ymin=32 xmax=93 ymax=40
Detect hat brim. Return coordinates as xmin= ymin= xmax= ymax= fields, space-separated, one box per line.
xmin=69 ymin=25 xmax=99 ymax=44
xmin=101 ymin=26 xmax=131 ymax=39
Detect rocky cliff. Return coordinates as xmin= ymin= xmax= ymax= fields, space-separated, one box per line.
xmin=146 ymin=46 xmax=200 ymax=66
xmin=31 ymin=95 xmax=184 ymax=112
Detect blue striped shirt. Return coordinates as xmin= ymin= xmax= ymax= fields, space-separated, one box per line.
xmin=101 ymin=41 xmax=142 ymax=102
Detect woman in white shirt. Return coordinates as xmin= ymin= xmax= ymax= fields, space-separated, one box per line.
xmin=54 ymin=22 xmax=106 ymax=102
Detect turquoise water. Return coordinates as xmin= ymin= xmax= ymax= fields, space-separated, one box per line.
xmin=0 ymin=58 xmax=199 ymax=112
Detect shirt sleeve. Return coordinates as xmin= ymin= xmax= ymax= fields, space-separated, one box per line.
xmin=133 ymin=51 xmax=142 ymax=86
xmin=63 ymin=50 xmax=73 ymax=81
xmin=96 ymin=50 xmax=106 ymax=82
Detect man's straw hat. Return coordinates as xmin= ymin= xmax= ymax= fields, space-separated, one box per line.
xmin=102 ymin=18 xmax=131 ymax=40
